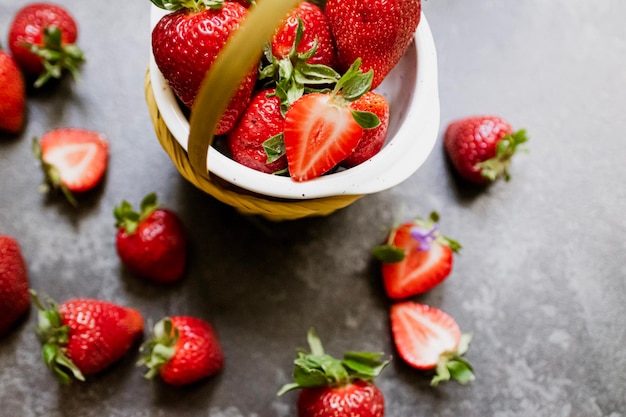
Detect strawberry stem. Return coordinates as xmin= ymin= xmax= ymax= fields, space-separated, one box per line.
xmin=137 ymin=317 xmax=179 ymax=379
xmin=277 ymin=328 xmax=390 ymax=395
xmin=31 ymin=137 xmax=78 ymax=207
xmin=114 ymin=193 xmax=159 ymax=234
xmin=150 ymin=0 xmax=223 ymax=12
xmin=24 ymin=26 xmax=85 ymax=88
xmin=475 ymin=129 xmax=529 ymax=182
xmin=430 ymin=333 xmax=474 ymax=386
xmin=30 ymin=290 xmax=86 ymax=384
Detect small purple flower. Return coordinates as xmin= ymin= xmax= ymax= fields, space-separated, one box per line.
xmin=410 ymin=223 xmax=438 ymax=251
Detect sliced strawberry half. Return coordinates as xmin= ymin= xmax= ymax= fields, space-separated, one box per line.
xmin=33 ymin=128 xmax=109 ymax=205
xmin=283 ymin=58 xmax=380 ymax=182
xmin=373 ymin=212 xmax=461 ymax=299
xmin=390 ymin=301 xmax=474 ymax=386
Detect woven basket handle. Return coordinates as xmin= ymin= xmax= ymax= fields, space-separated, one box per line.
xmin=188 ymin=0 xmax=302 ymax=177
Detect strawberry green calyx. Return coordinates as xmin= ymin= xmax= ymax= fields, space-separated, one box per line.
xmin=260 ymin=17 xmax=341 ymax=115
xmin=150 ymin=0 xmax=223 ymax=12
xmin=431 ymin=333 xmax=474 ymax=386
xmin=332 ymin=59 xmax=379 ymax=129
xmin=277 ymin=328 xmax=390 ymax=395
xmin=31 ymin=137 xmax=77 ymax=207
xmin=476 ymin=129 xmax=528 ymax=182
xmin=373 ymin=212 xmax=462 ymax=263
xmin=30 ymin=290 xmax=85 ymax=384
xmin=24 ymin=26 xmax=85 ymax=88
xmin=137 ymin=317 xmax=178 ymax=379
xmin=114 ymin=193 xmax=159 ymax=234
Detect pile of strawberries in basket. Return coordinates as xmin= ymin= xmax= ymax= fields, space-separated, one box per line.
xmin=150 ymin=0 xmax=422 ymax=181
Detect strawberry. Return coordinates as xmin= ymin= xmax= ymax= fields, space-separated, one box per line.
xmin=271 ymin=2 xmax=336 ymax=67
xmin=8 ymin=3 xmax=84 ymax=87
xmin=325 ymin=0 xmax=421 ymax=89
xmin=0 ymin=49 xmax=26 ymax=134
xmin=0 ymin=236 xmax=30 ymax=337
xmin=227 ymin=88 xmax=288 ymax=174
xmin=151 ymin=0 xmax=256 ymax=135
xmin=31 ymin=291 xmax=144 ymax=383
xmin=138 ymin=316 xmax=224 ymax=385
xmin=278 ymin=328 xmax=389 ymax=417
xmin=373 ymin=212 xmax=461 ymax=299
xmin=114 ymin=193 xmax=187 ymax=284
xmin=390 ymin=301 xmax=474 ymax=386
xmin=283 ymin=59 xmax=380 ymax=181
xmin=444 ymin=115 xmax=528 ymax=184
xmin=32 ymin=128 xmax=109 ymax=206
xmin=341 ymin=91 xmax=389 ymax=167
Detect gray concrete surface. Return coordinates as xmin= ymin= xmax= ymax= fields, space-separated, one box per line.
xmin=1 ymin=0 xmax=624 ymax=416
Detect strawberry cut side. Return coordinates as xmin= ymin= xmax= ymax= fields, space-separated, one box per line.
xmin=390 ymin=301 xmax=474 ymax=386
xmin=284 ymin=93 xmax=363 ymax=181
xmin=33 ymin=128 xmax=109 ymax=205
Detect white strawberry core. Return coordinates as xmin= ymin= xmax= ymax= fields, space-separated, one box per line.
xmin=44 ymin=143 xmax=99 ymax=184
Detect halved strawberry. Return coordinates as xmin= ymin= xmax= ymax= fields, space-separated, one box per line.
xmin=373 ymin=212 xmax=461 ymax=299
xmin=283 ymin=59 xmax=380 ymax=181
xmin=32 ymin=128 xmax=108 ymax=206
xmin=390 ymin=301 xmax=474 ymax=386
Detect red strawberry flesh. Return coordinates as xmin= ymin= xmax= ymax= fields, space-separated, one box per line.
xmin=39 ymin=128 xmax=109 ymax=193
xmin=284 ymin=93 xmax=363 ymax=181
xmin=391 ymin=301 xmax=460 ymax=369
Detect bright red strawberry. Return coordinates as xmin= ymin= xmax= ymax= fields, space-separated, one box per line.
xmin=390 ymin=301 xmax=474 ymax=386
xmin=33 ymin=128 xmax=109 ymax=206
xmin=326 ymin=0 xmax=421 ymax=89
xmin=227 ymin=88 xmax=288 ymax=174
xmin=0 ymin=236 xmax=30 ymax=337
xmin=271 ymin=1 xmax=336 ymax=67
xmin=114 ymin=193 xmax=187 ymax=284
xmin=0 ymin=49 xmax=26 ymax=134
xmin=278 ymin=328 xmax=389 ymax=417
xmin=341 ymin=91 xmax=389 ymax=167
xmin=444 ymin=115 xmax=528 ymax=184
xmin=138 ymin=316 xmax=224 ymax=385
xmin=32 ymin=292 xmax=144 ymax=383
xmin=283 ymin=59 xmax=380 ymax=181
xmin=373 ymin=212 xmax=461 ymax=299
xmin=151 ymin=0 xmax=256 ymax=135
xmin=8 ymin=3 xmax=84 ymax=87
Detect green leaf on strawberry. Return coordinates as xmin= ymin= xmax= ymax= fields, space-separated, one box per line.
xmin=262 ymin=133 xmax=286 ymax=164
xmin=150 ymin=0 xmax=223 ymax=11
xmin=475 ymin=129 xmax=529 ymax=182
xmin=278 ymin=328 xmax=390 ymax=396
xmin=30 ymin=290 xmax=85 ymax=384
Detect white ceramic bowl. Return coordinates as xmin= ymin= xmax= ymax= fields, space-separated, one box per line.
xmin=149 ymin=6 xmax=439 ymax=200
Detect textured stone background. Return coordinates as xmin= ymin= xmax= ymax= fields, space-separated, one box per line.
xmin=1 ymin=0 xmax=625 ymax=416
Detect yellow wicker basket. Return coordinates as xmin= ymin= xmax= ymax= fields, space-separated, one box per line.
xmin=145 ymin=69 xmax=363 ymax=221
xmin=145 ymin=0 xmax=439 ymax=222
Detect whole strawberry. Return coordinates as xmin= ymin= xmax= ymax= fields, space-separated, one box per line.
xmin=31 ymin=292 xmax=144 ymax=383
xmin=341 ymin=91 xmax=390 ymax=167
xmin=444 ymin=115 xmax=528 ymax=184
xmin=114 ymin=193 xmax=187 ymax=283
xmin=391 ymin=301 xmax=474 ymax=386
xmin=271 ymin=1 xmax=336 ymax=67
xmin=0 ymin=236 xmax=30 ymax=336
xmin=373 ymin=212 xmax=461 ymax=299
xmin=0 ymin=49 xmax=26 ymax=134
xmin=326 ymin=0 xmax=421 ymax=89
xmin=33 ymin=128 xmax=109 ymax=206
xmin=8 ymin=3 xmax=85 ymax=87
xmin=138 ymin=316 xmax=224 ymax=385
xmin=227 ymin=88 xmax=288 ymax=174
xmin=151 ymin=0 xmax=256 ymax=135
xmin=278 ymin=328 xmax=389 ymax=417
